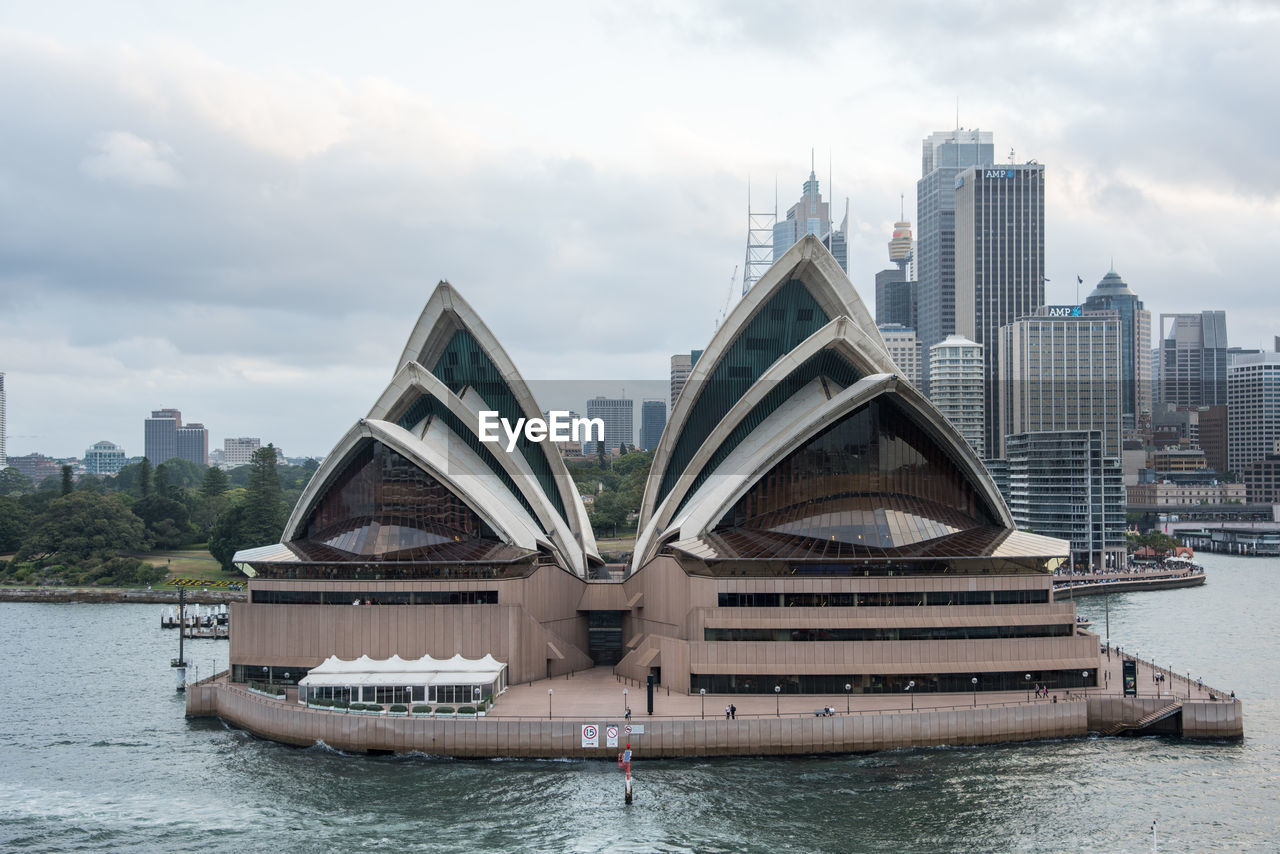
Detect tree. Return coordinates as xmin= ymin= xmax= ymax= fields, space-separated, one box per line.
xmin=0 ymin=467 xmax=30 ymax=496
xmin=138 ymin=458 xmax=153 ymax=498
xmin=153 ymin=464 xmax=172 ymax=499
xmin=201 ymin=466 xmax=230 ymax=498
xmin=208 ymin=446 xmax=288 ymax=570
xmin=16 ymin=492 xmax=151 ymax=564
xmin=133 ymin=494 xmax=194 ymax=550
xmin=60 ymin=465 xmax=74 ymax=497
xmin=0 ymin=496 xmax=31 ymax=552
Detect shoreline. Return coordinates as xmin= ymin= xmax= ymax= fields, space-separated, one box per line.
xmin=0 ymin=586 xmax=247 ymax=605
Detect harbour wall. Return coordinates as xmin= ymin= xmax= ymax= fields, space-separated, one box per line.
xmin=189 ymin=680 xmax=1089 ymax=758
xmin=0 ymin=586 xmax=246 ymax=605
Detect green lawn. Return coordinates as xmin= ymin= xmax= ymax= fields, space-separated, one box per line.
xmin=135 ymin=547 xmax=244 ymax=586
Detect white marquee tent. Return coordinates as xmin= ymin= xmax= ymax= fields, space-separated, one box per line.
xmin=298 ymin=653 xmax=508 ymax=705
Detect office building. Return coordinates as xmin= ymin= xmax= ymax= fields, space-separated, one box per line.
xmin=223 ymin=437 xmax=262 ymax=469
xmin=9 ymin=453 xmax=59 ymax=485
xmin=915 ymin=129 xmax=995 ymax=370
xmin=84 ymin=440 xmax=127 ymax=476
xmin=772 ymin=165 xmax=848 ymax=272
xmin=878 ymin=324 xmax=923 ymax=388
xmin=144 ymin=408 xmax=182 ymax=464
xmin=1228 ymin=351 xmax=1280 ymax=474
xmin=585 ymin=396 xmax=633 ymax=454
xmin=996 ymin=309 xmax=1121 ymax=459
xmin=177 ymin=423 xmax=209 ymax=467
xmin=1197 ymin=405 xmax=1229 ymax=474
xmin=1159 ymin=312 xmax=1229 ymax=408
xmin=928 ymin=335 xmax=985 ymax=459
xmin=1006 ymin=430 xmax=1126 ymax=571
xmin=955 ymin=162 xmax=1046 ymax=456
xmin=1242 ymin=451 xmax=1280 ymax=504
xmin=640 ymin=399 xmax=666 ymax=452
xmin=670 ymin=350 xmax=703 ymax=409
xmin=1082 ymin=269 xmax=1151 ymax=430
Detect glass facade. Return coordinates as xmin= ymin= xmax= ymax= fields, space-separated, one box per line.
xmin=673 ymin=348 xmax=861 ymax=518
xmin=713 ymin=398 xmax=997 ymax=557
xmin=690 ymin=669 xmax=1096 ymax=695
xmin=252 ymin=589 xmax=498 ymax=605
xmin=716 ymin=589 xmax=1049 ymax=607
xmin=656 ymin=279 xmax=831 ymax=509
xmin=429 ymin=328 xmax=568 ymax=520
xmin=301 ymin=441 xmax=505 ymax=560
xmin=703 ymin=624 xmax=1070 ymax=642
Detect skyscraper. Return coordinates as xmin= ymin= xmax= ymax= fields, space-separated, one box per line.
xmin=670 ymin=350 xmax=703 ymax=409
xmin=144 ymin=408 xmax=181 ymax=464
xmin=928 ymin=335 xmax=985 ymax=458
xmin=996 ymin=309 xmax=1122 ymax=459
xmin=1006 ymin=430 xmax=1125 ymax=571
xmin=1082 ymin=269 xmax=1152 ymax=431
xmin=177 ymin=422 xmax=209 ymax=467
xmin=1159 ymin=312 xmax=1229 ymax=409
xmin=640 ymin=399 xmax=667 ymax=452
xmin=585 ymin=396 xmax=633 ymax=454
xmin=772 ymin=165 xmax=848 ymax=272
xmin=875 ymin=219 xmax=916 ymax=328
xmin=1228 ymin=351 xmax=1280 ymax=474
xmin=223 ymin=437 xmax=263 ymax=469
xmin=878 ymin=324 xmax=923 ymax=388
xmin=0 ymin=372 xmax=6 ymax=468
xmin=915 ymin=129 xmax=995 ymax=370
xmin=954 ymin=162 xmax=1046 ymax=456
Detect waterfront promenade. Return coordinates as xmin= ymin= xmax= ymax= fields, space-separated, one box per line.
xmin=187 ymin=644 xmax=1242 ymax=757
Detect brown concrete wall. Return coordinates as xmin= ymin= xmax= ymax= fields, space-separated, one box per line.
xmin=1085 ymin=696 xmax=1244 ymax=739
xmin=191 ymin=682 xmax=1088 ymax=758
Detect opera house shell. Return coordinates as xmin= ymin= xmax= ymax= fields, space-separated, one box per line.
xmin=230 ymin=234 xmax=1099 ymax=697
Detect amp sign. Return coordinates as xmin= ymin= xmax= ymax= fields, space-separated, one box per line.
xmin=983 ymin=168 xmax=1016 ymax=179
xmin=1045 ymin=305 xmax=1083 ymax=317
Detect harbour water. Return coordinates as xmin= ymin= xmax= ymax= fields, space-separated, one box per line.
xmin=1 ymin=552 xmax=1276 ymax=852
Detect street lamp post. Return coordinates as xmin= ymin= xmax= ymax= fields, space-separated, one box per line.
xmin=473 ymin=686 xmax=481 ymax=709
xmin=548 ymin=688 xmax=553 ymax=720
xmin=906 ymin=680 xmax=915 ymax=711
xmin=971 ymin=676 xmax=978 ymax=707
xmin=775 ymin=684 xmax=781 ymax=717
xmin=623 ymin=687 xmax=628 ymax=715
xmin=845 ymin=683 xmax=852 ymax=714
xmin=1082 ymin=671 xmax=1089 ymax=694
xmin=1025 ymin=673 xmax=1032 ymax=702
xmin=700 ymin=687 xmax=706 ymax=720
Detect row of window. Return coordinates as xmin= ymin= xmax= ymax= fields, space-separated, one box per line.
xmin=689 ymin=669 xmax=1096 ymax=695
xmin=251 ymin=589 xmax=499 ymax=605
xmin=702 ymin=624 xmax=1070 ymax=642
xmin=717 ymin=589 xmax=1050 ymax=608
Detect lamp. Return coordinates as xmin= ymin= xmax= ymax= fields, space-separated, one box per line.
xmin=775 ymin=684 xmax=781 ymax=717
xmin=700 ymin=687 xmax=706 ymax=719
xmin=845 ymin=683 xmax=852 ymax=714
xmin=971 ymin=676 xmax=978 ymax=707
xmin=548 ymin=688 xmax=553 ymax=720
xmin=906 ymin=680 xmax=916 ymax=711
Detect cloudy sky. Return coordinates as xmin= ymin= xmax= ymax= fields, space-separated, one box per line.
xmin=2 ymin=0 xmax=1277 ymax=459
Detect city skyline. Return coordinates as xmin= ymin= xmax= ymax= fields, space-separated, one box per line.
xmin=2 ymin=3 xmax=1278 ymax=458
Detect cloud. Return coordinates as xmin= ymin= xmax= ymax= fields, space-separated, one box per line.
xmin=80 ymin=130 xmax=182 ymax=188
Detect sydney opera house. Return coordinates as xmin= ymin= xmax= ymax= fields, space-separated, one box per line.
xmin=229 ymin=234 xmax=1099 ymax=700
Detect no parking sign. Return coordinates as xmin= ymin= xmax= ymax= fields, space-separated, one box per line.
xmin=606 ymin=725 xmax=619 ymax=747
xmin=581 ymin=724 xmax=599 ymax=748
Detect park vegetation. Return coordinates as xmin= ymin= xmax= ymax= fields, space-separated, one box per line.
xmin=566 ymin=447 xmax=652 ymax=538
xmin=0 ymin=447 xmax=311 ymax=587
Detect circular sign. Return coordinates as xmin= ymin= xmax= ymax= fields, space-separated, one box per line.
xmin=606 ymin=726 xmax=618 ymax=738
xmin=582 ymin=725 xmax=597 ymax=740
xmin=624 ymin=725 xmax=632 ymax=735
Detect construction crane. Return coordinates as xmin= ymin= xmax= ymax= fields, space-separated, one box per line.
xmin=715 ymin=265 xmax=739 ymax=330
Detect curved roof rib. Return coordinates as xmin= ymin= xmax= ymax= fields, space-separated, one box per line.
xmin=393 ymin=281 xmax=600 ymax=569
xmin=655 ymin=374 xmax=1012 ymax=553
xmin=364 ymin=361 xmax=590 ymax=574
xmin=640 ymin=234 xmax=885 ymax=533
xmin=284 ymin=418 xmax=551 ymax=556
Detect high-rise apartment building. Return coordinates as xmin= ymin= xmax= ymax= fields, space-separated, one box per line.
xmin=772 ymin=167 xmax=848 ymax=272
xmin=1006 ymin=430 xmax=1125 ymax=571
xmin=0 ymin=372 xmax=6 ymax=468
xmin=639 ymin=399 xmax=667 ymax=452
xmin=177 ymin=423 xmax=208 ymax=467
xmin=928 ymin=334 xmax=985 ymax=459
xmin=955 ymin=162 xmax=1046 ymax=456
xmin=1082 ymin=269 xmax=1152 ymax=431
xmin=915 ymin=129 xmax=995 ymax=369
xmin=223 ymin=437 xmax=262 ymax=469
xmin=144 ymin=408 xmax=181 ymax=463
xmin=84 ymin=440 xmax=127 ymax=475
xmin=585 ymin=396 xmax=633 ymax=454
xmin=1228 ymin=351 xmax=1280 ymax=474
xmin=670 ymin=350 xmax=703 ymax=409
xmin=1159 ymin=312 xmax=1229 ymax=408
xmin=996 ymin=309 xmax=1121 ymax=459
xmin=878 ymin=324 xmax=923 ymax=388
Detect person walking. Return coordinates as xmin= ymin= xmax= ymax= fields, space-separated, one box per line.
xmin=730 ymin=703 xmax=736 ymax=720
xmin=725 ymin=704 xmax=731 ymax=720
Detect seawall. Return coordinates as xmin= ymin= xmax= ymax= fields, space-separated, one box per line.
xmin=0 ymin=587 xmax=247 ymax=605
xmin=189 ymin=679 xmax=1089 ymax=758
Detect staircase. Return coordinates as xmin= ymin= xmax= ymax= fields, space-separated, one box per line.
xmin=1101 ymin=700 xmax=1182 ymax=736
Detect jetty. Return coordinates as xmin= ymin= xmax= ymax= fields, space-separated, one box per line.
xmin=1053 ymin=562 xmax=1205 ymax=597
